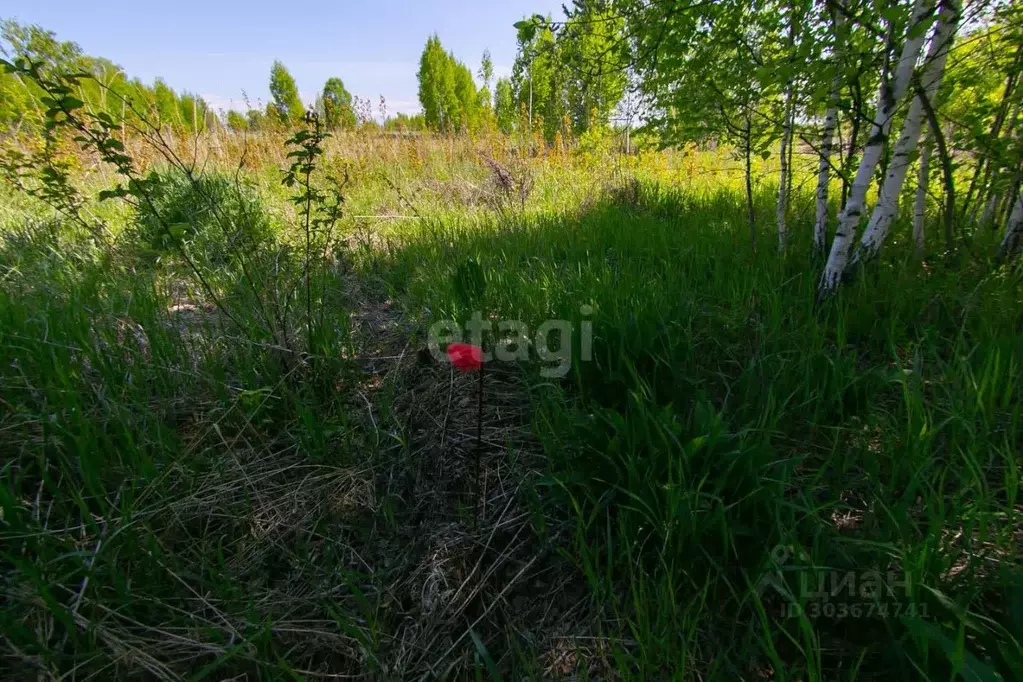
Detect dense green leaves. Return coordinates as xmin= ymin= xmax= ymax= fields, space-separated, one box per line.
xmin=507 ymin=3 xmax=629 ymax=142
xmin=417 ymin=34 xmax=481 ymax=132
xmin=269 ymin=60 xmax=305 ymax=125
xmin=0 ymin=20 xmax=213 ymax=134
xmin=321 ymin=77 xmax=355 ymax=131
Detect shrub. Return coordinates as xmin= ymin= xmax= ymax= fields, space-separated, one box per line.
xmin=133 ymin=170 xmax=275 ymax=266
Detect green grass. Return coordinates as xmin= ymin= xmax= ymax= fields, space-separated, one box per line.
xmin=1 ymin=139 xmax=1022 ymax=680
xmin=376 ymin=181 xmax=1023 ymax=679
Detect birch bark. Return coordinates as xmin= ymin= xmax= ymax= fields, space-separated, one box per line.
xmin=818 ymin=0 xmax=935 ymax=296
xmin=813 ymin=7 xmax=846 ymax=257
xmin=851 ymin=0 xmax=958 ymax=266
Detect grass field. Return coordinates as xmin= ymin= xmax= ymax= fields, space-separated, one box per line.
xmin=2 ymin=128 xmax=1022 ymax=680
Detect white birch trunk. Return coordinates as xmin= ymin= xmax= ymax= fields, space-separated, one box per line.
xmin=778 ymin=88 xmax=794 ymax=252
xmin=913 ymin=138 xmax=932 ymax=254
xmin=819 ymin=0 xmax=935 ymax=296
xmin=814 ymin=9 xmax=846 ymax=257
xmin=851 ymin=0 xmax=958 ymax=266
xmin=813 ymin=107 xmax=839 ymax=253
xmin=997 ymin=190 xmax=1023 ymax=262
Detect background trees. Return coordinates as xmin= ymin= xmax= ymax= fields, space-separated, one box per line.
xmin=507 ymin=3 xmax=630 ymax=143
xmin=269 ymin=60 xmax=304 ymax=125
xmin=5 ymin=0 xmax=1023 ymax=279
xmin=557 ymin=3 xmax=629 ymax=135
xmin=0 ymin=19 xmax=214 ymax=134
xmin=602 ymin=0 xmax=1023 ymax=279
xmin=478 ymin=48 xmax=494 ymax=112
xmin=416 ymin=34 xmax=481 ymax=133
xmin=494 ymin=77 xmax=515 ymax=133
xmin=225 ymin=110 xmax=248 ymax=132
xmin=512 ymin=19 xmax=563 ymax=141
xmin=321 ymin=77 xmax=355 ymax=131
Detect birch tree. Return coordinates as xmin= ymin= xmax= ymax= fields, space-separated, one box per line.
xmin=776 ymin=3 xmax=799 ymax=253
xmin=818 ymin=0 xmax=936 ymax=297
xmin=850 ymin=0 xmax=959 ymax=268
xmin=913 ymin=136 xmax=932 ymax=254
xmin=997 ymin=189 xmax=1023 ymax=262
xmin=813 ymin=5 xmax=845 ymax=257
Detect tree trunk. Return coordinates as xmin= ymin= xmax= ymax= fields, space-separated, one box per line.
xmin=980 ymin=185 xmax=1000 ymax=227
xmin=913 ymin=137 xmax=932 ymax=255
xmin=921 ymin=79 xmax=957 ymax=248
xmin=996 ymin=189 xmax=1023 ymax=263
xmin=819 ymin=0 xmax=935 ymax=297
xmin=814 ymin=8 xmax=846 ymax=257
xmin=851 ymin=0 xmax=957 ymax=267
xmin=778 ymin=88 xmax=794 ymax=252
xmin=777 ymin=7 xmax=799 ymax=254
xmin=842 ymin=93 xmax=860 ymax=208
xmin=745 ymin=112 xmax=756 ymax=252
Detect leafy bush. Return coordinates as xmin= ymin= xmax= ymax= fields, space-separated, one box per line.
xmin=133 ymin=170 xmax=275 ymax=265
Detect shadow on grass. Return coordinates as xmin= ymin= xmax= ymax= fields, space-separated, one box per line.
xmin=370 ymin=181 xmax=1023 ymax=679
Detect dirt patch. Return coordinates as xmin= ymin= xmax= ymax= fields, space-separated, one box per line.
xmin=343 ymin=280 xmax=602 ymax=677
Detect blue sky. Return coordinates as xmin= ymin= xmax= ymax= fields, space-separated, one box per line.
xmin=0 ymin=0 xmax=565 ymax=116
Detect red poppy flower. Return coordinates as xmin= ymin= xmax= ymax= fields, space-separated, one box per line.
xmin=446 ymin=343 xmax=483 ymax=373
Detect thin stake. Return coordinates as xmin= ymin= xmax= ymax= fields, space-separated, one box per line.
xmin=474 ymin=360 xmax=484 ymax=525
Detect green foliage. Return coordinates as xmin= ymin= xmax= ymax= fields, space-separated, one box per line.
xmin=0 ymin=20 xmax=213 ymax=135
xmin=225 ymin=109 xmax=248 ymax=131
xmin=417 ymin=34 xmax=480 ymax=132
xmin=510 ymin=3 xmax=629 ymax=143
xmin=282 ymin=111 xmax=348 ymax=356
xmin=1 ymin=19 xmax=86 ymax=77
xmin=133 ymin=170 xmax=273 ymax=264
xmin=269 ymin=59 xmax=304 ymax=125
xmin=0 ymin=70 xmax=35 ymax=128
xmin=246 ymin=107 xmax=267 ymax=130
xmin=479 ymin=48 xmax=494 ymax=91
xmin=177 ymin=91 xmax=210 ymax=133
xmin=478 ymin=48 xmax=494 ymax=114
xmin=494 ymin=77 xmax=515 ymax=134
xmin=557 ymin=3 xmax=630 ymax=135
xmin=321 ymin=76 xmax=355 ymax=131
xmin=383 ymin=111 xmax=426 ymax=132
xmin=151 ymin=77 xmax=179 ymax=126
xmin=512 ymin=19 xmax=564 ymax=142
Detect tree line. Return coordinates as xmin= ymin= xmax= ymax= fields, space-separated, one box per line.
xmin=4 ymin=0 xmax=1023 ymax=290
xmin=0 ymin=19 xmax=409 ymax=135
xmin=413 ymin=7 xmax=631 ymax=141
xmin=0 ymin=20 xmax=214 ymax=134
xmin=0 ymin=13 xmax=633 ymax=141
